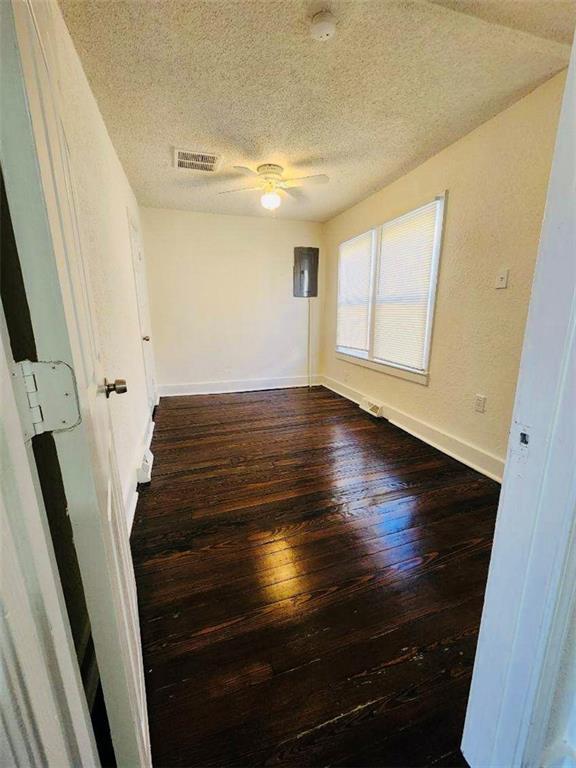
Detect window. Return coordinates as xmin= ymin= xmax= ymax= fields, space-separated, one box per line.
xmin=336 ymin=196 xmax=445 ymax=377
xmin=335 ymin=230 xmax=375 ymax=358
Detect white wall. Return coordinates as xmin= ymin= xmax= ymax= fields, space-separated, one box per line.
xmin=52 ymin=6 xmax=151 ymax=516
xmin=141 ymin=208 xmax=322 ymax=394
xmin=319 ymin=72 xmax=565 ymax=480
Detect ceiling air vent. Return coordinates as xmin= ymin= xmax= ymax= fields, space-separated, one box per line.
xmin=173 ymin=148 xmax=221 ymax=173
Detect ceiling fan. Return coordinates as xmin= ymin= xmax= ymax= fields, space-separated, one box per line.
xmin=218 ymin=164 xmax=329 ymax=210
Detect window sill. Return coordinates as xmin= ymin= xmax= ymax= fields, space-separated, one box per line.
xmin=335 ymin=352 xmax=429 ymax=386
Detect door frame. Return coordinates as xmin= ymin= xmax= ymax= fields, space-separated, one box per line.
xmin=2 ymin=1 xmax=151 ymax=765
xmin=0 ymin=307 xmax=98 ymax=766
xmin=462 ymin=42 xmax=576 ymax=768
xmin=127 ymin=211 xmax=158 ymax=413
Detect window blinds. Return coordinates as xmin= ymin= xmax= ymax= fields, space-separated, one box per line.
xmin=335 ymin=198 xmax=443 ymax=374
xmin=336 ymin=231 xmax=374 ymax=354
xmin=373 ymin=201 xmax=439 ymax=371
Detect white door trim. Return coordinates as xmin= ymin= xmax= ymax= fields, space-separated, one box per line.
xmin=0 ymin=308 xmax=98 ymax=767
xmin=127 ymin=211 xmax=159 ymax=411
xmin=462 ymin=42 xmax=576 ymax=768
xmin=2 ymin=1 xmax=151 ymax=764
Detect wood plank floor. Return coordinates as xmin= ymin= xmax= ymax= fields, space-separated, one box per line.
xmin=131 ymin=387 xmax=499 ymax=767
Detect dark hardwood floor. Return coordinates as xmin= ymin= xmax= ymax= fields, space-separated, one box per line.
xmin=131 ymin=387 xmax=499 ymax=767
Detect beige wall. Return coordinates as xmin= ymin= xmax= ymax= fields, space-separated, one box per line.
xmin=320 ymin=72 xmax=565 ymax=479
xmin=54 ymin=8 xmax=151 ymax=515
xmin=141 ymin=208 xmax=322 ymax=393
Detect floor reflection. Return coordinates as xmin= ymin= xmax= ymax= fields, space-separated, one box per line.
xmin=257 ymin=537 xmax=305 ymax=607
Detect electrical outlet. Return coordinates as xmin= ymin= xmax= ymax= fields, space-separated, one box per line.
xmin=474 ymin=394 xmax=487 ymax=413
xmin=495 ymin=269 xmax=509 ymax=289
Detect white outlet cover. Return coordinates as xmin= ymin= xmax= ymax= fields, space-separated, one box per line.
xmin=474 ymin=394 xmax=487 ymax=413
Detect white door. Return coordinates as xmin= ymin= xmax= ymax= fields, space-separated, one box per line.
xmin=128 ymin=216 xmax=158 ymax=412
xmin=0 ymin=309 xmax=99 ymax=768
xmin=1 ymin=504 xmax=74 ymax=768
xmin=2 ymin=1 xmax=151 ymax=765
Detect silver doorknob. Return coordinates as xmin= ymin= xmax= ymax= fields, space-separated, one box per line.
xmin=105 ymin=378 xmax=128 ymax=398
xmin=142 ymin=336 xmax=150 ymax=341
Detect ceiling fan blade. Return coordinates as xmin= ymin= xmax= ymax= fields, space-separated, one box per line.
xmin=284 ymin=174 xmax=329 ymax=186
xmin=233 ymin=165 xmax=258 ymax=176
xmin=217 ymin=185 xmax=261 ymax=195
xmin=282 ymin=186 xmax=304 ymax=198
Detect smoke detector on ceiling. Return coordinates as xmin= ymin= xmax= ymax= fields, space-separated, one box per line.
xmin=173 ymin=148 xmax=221 ymax=173
xmin=310 ymin=10 xmax=336 ymax=41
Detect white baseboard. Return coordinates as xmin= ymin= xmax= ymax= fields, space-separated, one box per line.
xmin=159 ymin=374 xmax=321 ymax=397
xmin=137 ymin=418 xmax=155 ymax=484
xmin=126 ymin=487 xmax=139 ymax=533
xmin=124 ymin=416 xmax=156 ymax=533
xmin=320 ymin=375 xmax=504 ymax=482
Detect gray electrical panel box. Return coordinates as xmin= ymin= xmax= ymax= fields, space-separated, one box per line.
xmin=293 ymin=247 xmax=319 ymax=298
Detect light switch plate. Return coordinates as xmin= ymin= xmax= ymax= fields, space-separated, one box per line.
xmin=474 ymin=394 xmax=487 ymax=413
xmin=496 ymin=269 xmax=509 ymax=289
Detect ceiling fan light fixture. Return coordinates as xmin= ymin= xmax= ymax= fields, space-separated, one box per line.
xmin=261 ymin=190 xmax=281 ymax=210
xmin=218 ymin=163 xmax=329 ymax=206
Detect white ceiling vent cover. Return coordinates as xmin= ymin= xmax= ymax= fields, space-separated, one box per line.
xmin=173 ymin=148 xmax=221 ymax=173
xmin=359 ymin=397 xmax=386 ymax=418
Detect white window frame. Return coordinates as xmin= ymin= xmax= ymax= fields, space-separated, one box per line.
xmin=336 ymin=194 xmax=446 ymax=385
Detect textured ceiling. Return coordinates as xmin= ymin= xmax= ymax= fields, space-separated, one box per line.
xmin=58 ymin=0 xmax=574 ymax=222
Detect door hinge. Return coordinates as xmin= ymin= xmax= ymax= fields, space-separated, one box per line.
xmin=11 ymin=360 xmax=82 ymax=441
